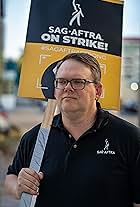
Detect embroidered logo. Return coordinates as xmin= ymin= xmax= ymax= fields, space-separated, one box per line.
xmin=69 ymin=0 xmax=84 ymax=26
xmin=97 ymin=139 xmax=115 ymax=155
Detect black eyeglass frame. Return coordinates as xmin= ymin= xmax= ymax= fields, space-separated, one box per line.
xmin=54 ymin=78 xmax=96 ymax=90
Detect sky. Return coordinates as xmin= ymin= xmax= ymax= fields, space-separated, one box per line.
xmin=3 ymin=0 xmax=140 ymax=59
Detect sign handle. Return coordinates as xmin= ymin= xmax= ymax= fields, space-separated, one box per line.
xmin=19 ymin=99 xmax=57 ymax=207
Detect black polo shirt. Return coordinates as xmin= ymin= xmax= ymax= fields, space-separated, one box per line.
xmin=7 ymin=107 xmax=140 ymax=207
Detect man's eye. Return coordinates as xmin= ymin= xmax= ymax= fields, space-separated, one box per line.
xmin=58 ymin=80 xmax=66 ymax=84
xmin=73 ymin=80 xmax=84 ymax=84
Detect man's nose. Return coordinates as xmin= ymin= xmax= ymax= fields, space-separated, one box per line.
xmin=64 ymin=82 xmax=74 ymax=91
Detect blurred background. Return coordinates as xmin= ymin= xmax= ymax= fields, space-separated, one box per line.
xmin=0 ymin=0 xmax=140 ymax=206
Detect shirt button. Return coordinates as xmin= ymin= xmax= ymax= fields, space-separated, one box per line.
xmin=73 ymin=144 xmax=77 ymax=149
xmin=69 ymin=134 xmax=72 ymax=138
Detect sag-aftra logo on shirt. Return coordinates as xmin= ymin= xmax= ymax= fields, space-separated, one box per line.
xmin=97 ymin=139 xmax=116 ymax=155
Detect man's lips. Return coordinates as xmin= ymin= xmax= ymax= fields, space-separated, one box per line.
xmin=62 ymin=96 xmax=77 ymax=100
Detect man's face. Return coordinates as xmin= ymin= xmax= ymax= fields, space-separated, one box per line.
xmin=54 ymin=59 xmax=102 ymax=114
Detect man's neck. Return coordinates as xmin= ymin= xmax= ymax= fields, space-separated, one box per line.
xmin=62 ymin=109 xmax=97 ymax=140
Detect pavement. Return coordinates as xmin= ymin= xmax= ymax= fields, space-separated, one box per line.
xmin=8 ymin=106 xmax=43 ymax=133
xmin=0 ymin=105 xmax=139 ymax=206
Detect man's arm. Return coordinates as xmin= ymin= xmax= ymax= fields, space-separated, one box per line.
xmin=133 ymin=203 xmax=140 ymax=207
xmin=4 ymin=174 xmax=20 ymax=199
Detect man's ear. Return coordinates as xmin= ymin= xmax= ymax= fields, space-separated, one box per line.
xmin=95 ymin=82 xmax=103 ymax=101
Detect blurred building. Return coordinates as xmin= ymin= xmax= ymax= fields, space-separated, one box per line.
xmin=0 ymin=1 xmax=17 ymax=110
xmin=121 ymin=38 xmax=140 ymax=104
xmin=0 ymin=0 xmax=4 ymax=94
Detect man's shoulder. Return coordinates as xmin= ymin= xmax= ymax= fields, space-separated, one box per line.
xmin=108 ymin=112 xmax=140 ymax=135
xmin=21 ymin=123 xmax=42 ymax=144
xmin=20 ymin=113 xmax=61 ymax=143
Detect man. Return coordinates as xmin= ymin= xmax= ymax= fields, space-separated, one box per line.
xmin=5 ymin=53 xmax=140 ymax=207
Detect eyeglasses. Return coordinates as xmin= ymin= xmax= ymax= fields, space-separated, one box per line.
xmin=54 ymin=78 xmax=96 ymax=90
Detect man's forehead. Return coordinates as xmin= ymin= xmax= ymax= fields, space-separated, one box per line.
xmin=58 ymin=59 xmax=90 ymax=71
xmin=56 ymin=61 xmax=92 ymax=78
